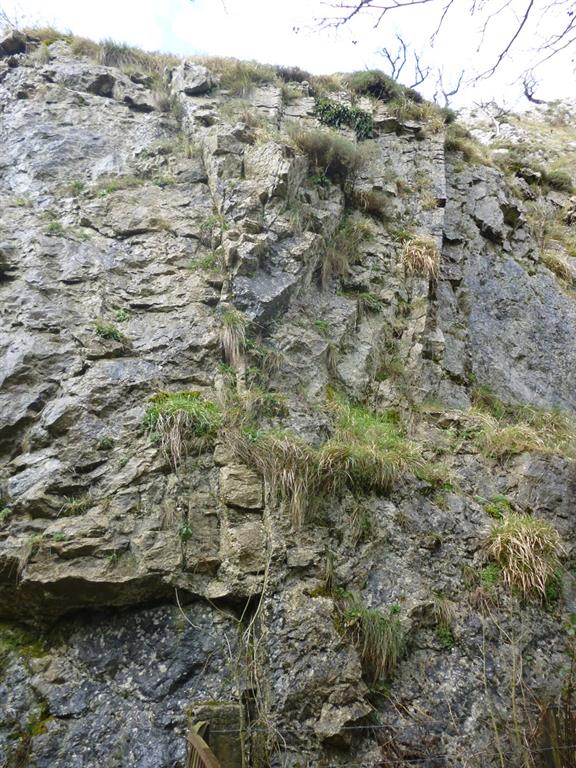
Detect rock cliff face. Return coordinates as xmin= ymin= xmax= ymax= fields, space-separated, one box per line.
xmin=1 ymin=33 xmax=576 ymax=768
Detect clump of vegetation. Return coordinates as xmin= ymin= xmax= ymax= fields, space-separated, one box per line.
xmin=231 ymin=431 xmax=321 ymax=529
xmin=187 ymin=254 xmax=220 ymax=273
xmin=544 ymin=168 xmax=574 ymax=192
xmin=114 ymin=309 xmax=129 ymax=322
xmin=196 ymin=56 xmax=276 ymax=95
xmin=343 ymin=290 xmax=385 ymax=318
xmin=231 ymin=398 xmax=441 ymax=527
xmin=94 ymin=175 xmax=145 ymax=196
xmin=466 ymin=388 xmax=576 ymax=459
xmin=495 ymin=144 xmax=574 ymax=193
xmin=321 ymin=217 xmax=373 ymax=287
xmin=541 ymin=251 xmax=574 ymax=283
xmin=338 ymin=592 xmax=405 ymax=681
xmin=347 ymin=188 xmax=390 ymax=219
xmin=314 ymin=96 xmax=374 ymax=140
xmin=96 ymin=38 xmax=180 ymax=77
xmin=478 ymin=494 xmax=514 ymax=520
xmin=276 ymin=65 xmax=311 ymax=83
xmin=400 ymin=235 xmax=440 ymax=278
xmin=320 ymin=401 xmax=426 ymax=495
xmin=95 ymin=323 xmax=126 ymax=343
xmin=345 ymin=69 xmax=418 ymax=103
xmin=445 ymin=124 xmax=493 ymax=165
xmin=60 ymin=495 xmax=90 ymax=516
xmin=45 ymin=221 xmax=65 ymax=236
xmin=26 ymin=28 xmax=181 ymax=81
xmin=386 ymin=97 xmax=452 ymax=132
xmin=308 ymin=73 xmax=344 ymax=95
xmin=67 ymin=180 xmax=84 ymax=196
xmin=221 ymin=309 xmax=248 ymax=367
xmin=289 ymin=125 xmax=372 ymax=185
xmin=144 ymin=391 xmax=222 ymax=466
xmin=484 ymin=512 xmax=562 ymax=600
xmin=432 ymin=593 xmax=455 ymax=649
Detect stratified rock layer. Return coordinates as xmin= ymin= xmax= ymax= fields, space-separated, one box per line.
xmin=0 ymin=35 xmax=575 ymax=768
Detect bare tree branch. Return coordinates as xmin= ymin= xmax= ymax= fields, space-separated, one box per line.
xmin=434 ymin=68 xmax=464 ymax=105
xmin=411 ymin=51 xmax=431 ymax=87
xmin=381 ymin=33 xmax=408 ymax=79
xmin=476 ymin=0 xmax=537 ymax=79
xmin=319 ymin=0 xmax=576 ymax=85
xmin=522 ymin=71 xmax=547 ymax=102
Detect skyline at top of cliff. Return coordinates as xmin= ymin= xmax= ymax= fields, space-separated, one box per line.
xmin=2 ymin=0 xmax=574 ymax=108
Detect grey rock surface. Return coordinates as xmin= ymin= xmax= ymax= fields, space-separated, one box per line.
xmin=0 ymin=33 xmax=575 ymax=768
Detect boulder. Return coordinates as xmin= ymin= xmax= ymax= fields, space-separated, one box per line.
xmin=171 ymin=61 xmax=217 ymax=96
xmin=0 ymin=30 xmax=26 ymax=56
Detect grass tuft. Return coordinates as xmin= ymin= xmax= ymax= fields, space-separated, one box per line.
xmin=144 ymin=391 xmax=222 ymax=467
xmin=221 ymin=309 xmax=248 ymax=367
xmin=445 ymin=124 xmax=492 ymax=166
xmin=466 ymin=389 xmax=576 ymax=459
xmin=289 ymin=125 xmax=372 ymax=185
xmin=338 ymin=593 xmax=405 ymax=681
xmin=230 ymin=431 xmax=320 ymax=529
xmin=321 ymin=217 xmax=373 ymax=288
xmin=230 ymin=398 xmax=439 ymax=527
xmin=541 ymin=251 xmax=574 ymax=283
xmin=484 ymin=512 xmax=562 ymax=600
xmin=95 ymin=323 xmax=125 ymax=342
xmin=195 ymin=57 xmax=276 ymax=95
xmin=401 ymin=235 xmax=440 ymax=278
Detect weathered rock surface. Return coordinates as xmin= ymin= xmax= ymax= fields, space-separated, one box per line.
xmin=0 ymin=32 xmax=575 ymax=768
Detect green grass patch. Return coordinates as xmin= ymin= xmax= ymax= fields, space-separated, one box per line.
xmin=45 ymin=221 xmax=65 ymax=236
xmin=464 ymin=387 xmax=576 ymax=459
xmin=144 ymin=391 xmax=222 ymax=466
xmin=230 ymin=398 xmax=442 ymax=527
xmin=94 ymin=176 xmax=145 ymax=196
xmin=337 ymin=593 xmax=405 ymax=681
xmin=445 ymin=124 xmax=492 ymax=166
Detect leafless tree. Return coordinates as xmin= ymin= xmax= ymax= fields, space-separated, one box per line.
xmin=433 ymin=68 xmax=464 ymax=106
xmin=522 ymin=71 xmax=547 ymax=103
xmin=380 ymin=34 xmax=431 ymax=87
xmin=320 ymin=0 xmax=576 ymax=82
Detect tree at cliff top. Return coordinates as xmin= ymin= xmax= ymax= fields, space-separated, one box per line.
xmin=318 ymin=0 xmax=576 ymax=101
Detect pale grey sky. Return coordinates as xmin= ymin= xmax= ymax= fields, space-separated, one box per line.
xmin=2 ymin=0 xmax=573 ymax=106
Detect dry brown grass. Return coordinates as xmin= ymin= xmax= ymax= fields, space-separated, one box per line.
xmin=484 ymin=512 xmax=562 ymax=599
xmin=193 ymin=57 xmax=276 ymax=95
xmin=466 ymin=405 xmax=576 ymax=459
xmin=401 ymin=235 xmax=440 ymax=278
xmin=221 ymin=309 xmax=247 ymax=367
xmin=541 ymin=250 xmax=574 ymax=283
xmin=230 ymin=431 xmax=320 ymax=529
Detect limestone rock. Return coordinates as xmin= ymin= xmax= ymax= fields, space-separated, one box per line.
xmin=0 ymin=30 xmax=26 ymax=56
xmin=219 ymin=463 xmax=263 ymax=509
xmin=171 ymin=61 xmax=217 ymax=96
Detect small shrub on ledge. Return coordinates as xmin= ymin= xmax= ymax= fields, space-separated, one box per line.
xmin=314 ymin=96 xmax=374 ymax=140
